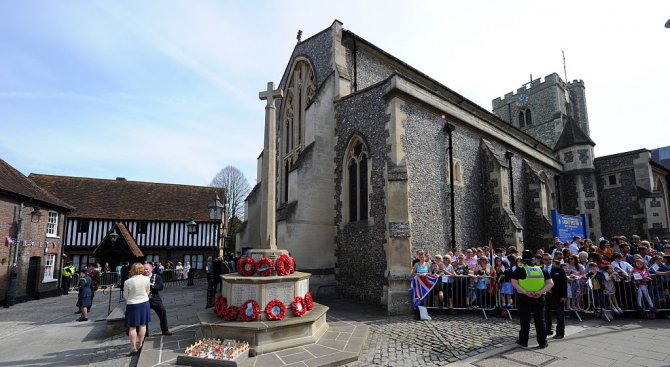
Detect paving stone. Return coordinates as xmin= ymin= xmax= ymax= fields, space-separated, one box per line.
xmin=475 ymin=357 xmax=529 ymax=367
xmin=280 ymin=351 xmax=315 ymax=365
xmin=505 ymin=350 xmax=556 ymax=365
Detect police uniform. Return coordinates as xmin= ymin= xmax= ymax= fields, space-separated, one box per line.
xmin=512 ymin=263 xmax=551 ymax=348
xmin=61 ymin=264 xmax=75 ymax=295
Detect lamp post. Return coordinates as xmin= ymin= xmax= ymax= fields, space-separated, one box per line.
xmin=5 ymin=201 xmax=42 ymax=308
xmin=206 ymin=195 xmax=224 ymax=308
xmin=186 ymin=218 xmax=197 ymax=286
xmin=208 ymin=194 xmax=225 ymax=258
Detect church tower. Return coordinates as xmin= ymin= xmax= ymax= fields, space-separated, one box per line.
xmin=492 ymin=73 xmax=590 ymax=149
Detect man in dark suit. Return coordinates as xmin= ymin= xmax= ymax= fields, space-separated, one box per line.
xmin=542 ymin=254 xmax=567 ymax=339
xmin=143 ymin=263 xmax=172 ymax=336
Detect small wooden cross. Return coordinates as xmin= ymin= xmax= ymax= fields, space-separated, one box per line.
xmin=259 ymin=82 xmax=283 ymax=107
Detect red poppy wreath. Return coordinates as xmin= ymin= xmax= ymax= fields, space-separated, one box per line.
xmin=292 ymin=296 xmax=307 ymax=317
xmin=237 ymin=257 xmax=256 ymax=277
xmin=256 ymin=257 xmax=274 ymax=276
xmin=265 ymin=299 xmax=287 ymax=320
xmin=214 ymin=295 xmax=228 ymax=319
xmin=239 ymin=299 xmax=261 ymax=321
xmin=304 ymin=291 xmax=314 ymax=310
xmin=224 ymin=305 xmax=240 ymax=321
xmin=275 ymin=254 xmax=293 ymax=276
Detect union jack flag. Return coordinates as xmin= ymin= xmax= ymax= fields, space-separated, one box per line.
xmin=410 ymin=275 xmax=440 ymax=306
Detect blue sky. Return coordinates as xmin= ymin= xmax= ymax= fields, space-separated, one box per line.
xmin=1 ymin=1 xmax=669 ymax=186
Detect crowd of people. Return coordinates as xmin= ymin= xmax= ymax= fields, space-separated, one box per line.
xmin=411 ymin=235 xmax=670 ymax=316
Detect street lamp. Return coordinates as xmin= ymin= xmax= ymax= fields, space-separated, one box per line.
xmin=30 ymin=206 xmax=43 ymax=223
xmin=109 ymin=229 xmax=119 ymax=243
xmin=186 ymin=218 xmax=197 ymax=235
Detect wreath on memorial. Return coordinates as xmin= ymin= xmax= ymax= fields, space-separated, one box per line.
xmin=292 ymin=296 xmax=307 ymax=317
xmin=256 ymin=257 xmax=274 ymax=276
xmin=289 ymin=257 xmax=296 ymax=274
xmin=237 ymin=257 xmax=256 ymax=277
xmin=223 ymin=305 xmax=240 ymax=321
xmin=275 ymin=254 xmax=293 ymax=276
xmin=214 ymin=295 xmax=228 ymax=319
xmin=239 ymin=299 xmax=260 ymax=322
xmin=304 ymin=291 xmax=314 ymax=311
xmin=265 ymin=299 xmax=287 ymax=320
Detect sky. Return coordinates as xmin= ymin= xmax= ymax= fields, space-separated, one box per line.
xmin=1 ymin=1 xmax=669 ymax=187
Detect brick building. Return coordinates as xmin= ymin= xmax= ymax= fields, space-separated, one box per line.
xmin=1 ymin=159 xmax=73 ymax=305
xmin=29 ymin=175 xmax=226 ymax=274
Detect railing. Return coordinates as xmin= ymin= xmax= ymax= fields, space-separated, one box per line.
xmin=69 ymin=270 xmax=206 ymax=291
xmin=413 ymin=273 xmax=670 ymax=320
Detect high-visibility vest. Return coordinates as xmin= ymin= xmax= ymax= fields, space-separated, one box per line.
xmin=518 ymin=265 xmax=545 ymax=292
xmin=62 ymin=265 xmax=75 ymax=277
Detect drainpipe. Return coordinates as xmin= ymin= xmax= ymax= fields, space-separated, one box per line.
xmin=444 ymin=122 xmax=456 ymax=250
xmin=505 ymin=151 xmax=515 ymax=213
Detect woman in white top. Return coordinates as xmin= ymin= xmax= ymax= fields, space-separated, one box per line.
xmin=123 ymin=262 xmax=151 ymax=356
xmin=176 ymin=262 xmax=184 ymax=279
xmin=184 ymin=262 xmax=191 ymax=280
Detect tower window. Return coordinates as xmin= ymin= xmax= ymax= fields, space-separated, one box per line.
xmin=518 ymin=109 xmax=533 ymax=128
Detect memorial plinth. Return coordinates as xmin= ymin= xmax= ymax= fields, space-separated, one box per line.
xmin=197 ymin=271 xmax=329 ymax=356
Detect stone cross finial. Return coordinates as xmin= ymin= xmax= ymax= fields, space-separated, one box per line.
xmin=259 ymin=82 xmax=283 ymax=107
xmin=297 ymin=30 xmax=302 ymax=43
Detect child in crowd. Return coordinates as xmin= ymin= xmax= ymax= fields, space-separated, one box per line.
xmin=441 ymin=255 xmax=456 ymax=312
xmin=498 ymin=256 xmax=515 ymax=309
xmin=587 ymin=262 xmax=606 ymax=314
xmin=474 ymin=257 xmax=493 ymax=308
xmin=649 ymin=255 xmax=670 ymax=308
xmin=603 ymin=265 xmax=623 ymax=314
xmin=632 ymin=255 xmax=657 ymax=312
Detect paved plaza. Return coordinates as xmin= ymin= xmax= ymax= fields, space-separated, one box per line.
xmin=0 ymin=281 xmax=669 ymax=367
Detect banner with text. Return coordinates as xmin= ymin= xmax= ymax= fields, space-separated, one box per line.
xmin=551 ymin=210 xmax=588 ymax=242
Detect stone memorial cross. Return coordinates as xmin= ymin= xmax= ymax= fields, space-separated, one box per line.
xmin=258 ymin=82 xmax=283 ymax=250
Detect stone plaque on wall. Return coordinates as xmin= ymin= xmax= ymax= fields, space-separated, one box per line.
xmin=231 ymin=284 xmax=260 ymax=305
xmin=389 ymin=222 xmax=410 ymax=238
xmin=295 ymin=279 xmax=309 ymax=298
xmin=264 ymin=282 xmax=295 ymax=306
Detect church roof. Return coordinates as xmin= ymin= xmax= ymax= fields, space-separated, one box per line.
xmin=0 ymin=159 xmax=74 ymax=210
xmin=29 ymin=174 xmax=225 ymax=221
xmin=553 ymin=117 xmax=595 ymax=150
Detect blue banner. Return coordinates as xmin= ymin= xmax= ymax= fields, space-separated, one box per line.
xmin=551 ymin=210 xmax=588 ymax=243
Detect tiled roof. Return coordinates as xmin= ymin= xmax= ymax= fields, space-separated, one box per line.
xmin=29 ymin=174 xmax=226 ymax=222
xmin=0 ymin=159 xmax=74 ymax=210
xmin=554 ymin=117 xmax=595 ymax=150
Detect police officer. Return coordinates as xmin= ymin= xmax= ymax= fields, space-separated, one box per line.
xmin=512 ymin=249 xmax=554 ymax=348
xmin=61 ymin=261 xmax=75 ymax=295
xmin=143 ymin=263 xmax=172 ymax=336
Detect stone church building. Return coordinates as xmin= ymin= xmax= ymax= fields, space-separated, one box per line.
xmin=238 ymin=21 xmax=670 ymax=313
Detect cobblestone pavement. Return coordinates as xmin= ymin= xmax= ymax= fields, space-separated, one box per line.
xmin=335 ymin=311 xmax=521 ymax=367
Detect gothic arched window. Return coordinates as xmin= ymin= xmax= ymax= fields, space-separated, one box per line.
xmin=280 ymin=59 xmax=316 ymax=202
xmin=345 ymin=136 xmax=369 ymax=222
xmin=518 ymin=109 xmax=532 ymax=128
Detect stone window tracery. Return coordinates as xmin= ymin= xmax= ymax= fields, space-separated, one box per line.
xmin=344 ymin=136 xmax=369 ymax=223
xmin=518 ymin=109 xmax=532 ymax=128
xmin=280 ymin=59 xmax=316 ymax=202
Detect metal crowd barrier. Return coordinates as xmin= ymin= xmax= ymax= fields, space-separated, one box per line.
xmin=413 ymin=273 xmax=670 ymax=321
xmin=418 ymin=275 xmax=497 ymax=319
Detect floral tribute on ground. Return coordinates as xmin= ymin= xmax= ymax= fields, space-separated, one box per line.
xmin=184 ymin=338 xmax=249 ymax=360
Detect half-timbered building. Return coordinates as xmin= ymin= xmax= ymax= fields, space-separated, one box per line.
xmin=29 ymin=175 xmax=226 ymax=273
